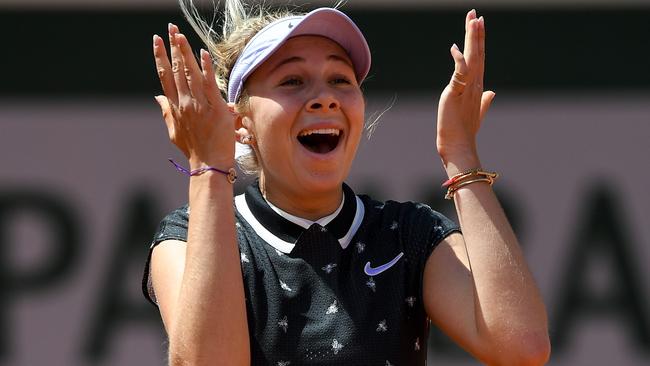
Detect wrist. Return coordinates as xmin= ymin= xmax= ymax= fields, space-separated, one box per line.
xmin=441 ymin=153 xmax=482 ymax=178
xmin=189 ymin=171 xmax=236 ymax=201
xmin=170 ymin=158 xmax=238 ymax=184
xmin=189 ymin=156 xmax=235 ymax=172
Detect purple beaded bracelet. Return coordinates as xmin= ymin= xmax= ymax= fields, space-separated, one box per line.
xmin=168 ymin=159 xmax=237 ymax=184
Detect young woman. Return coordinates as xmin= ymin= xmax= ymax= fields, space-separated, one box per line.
xmin=143 ymin=1 xmax=551 ymax=364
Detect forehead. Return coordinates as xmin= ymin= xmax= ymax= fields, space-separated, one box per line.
xmin=258 ymin=35 xmax=353 ymax=72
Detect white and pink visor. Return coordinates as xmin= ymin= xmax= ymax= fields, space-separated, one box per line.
xmin=227 ymin=7 xmax=372 ymax=104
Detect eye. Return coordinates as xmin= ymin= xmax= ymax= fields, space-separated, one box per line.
xmin=280 ymin=77 xmax=303 ymax=86
xmin=331 ymin=77 xmax=352 ymax=85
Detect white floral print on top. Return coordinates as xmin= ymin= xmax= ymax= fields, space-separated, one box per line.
xmin=366 ymin=277 xmax=376 ymax=292
xmin=405 ymin=296 xmax=416 ymax=307
xmin=322 ymin=263 xmax=337 ymax=274
xmin=326 ymin=300 xmax=339 ymax=315
xmin=278 ymin=316 xmax=288 ymax=333
xmin=331 ymin=339 xmax=344 ymax=354
xmin=376 ymin=319 xmax=388 ymax=332
xmin=280 ymin=280 xmax=292 ymax=292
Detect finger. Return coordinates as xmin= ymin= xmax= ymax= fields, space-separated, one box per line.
xmin=169 ymin=24 xmax=191 ymax=104
xmin=153 ymin=34 xmax=179 ymax=106
xmin=177 ymin=32 xmax=207 ymax=104
xmin=479 ymin=90 xmax=495 ymax=122
xmin=200 ymin=49 xmax=228 ymax=109
xmin=477 ymin=16 xmax=486 ymax=83
xmin=464 ymin=18 xmax=481 ymax=77
xmin=448 ymin=43 xmax=469 ymax=95
xmin=463 ymin=9 xmax=477 ymax=62
xmin=464 ymin=9 xmax=476 ymax=33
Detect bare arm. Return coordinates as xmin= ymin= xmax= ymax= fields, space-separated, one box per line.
xmin=423 ymin=10 xmax=550 ymax=365
xmin=424 ymin=188 xmax=550 ymax=365
xmin=149 ymin=24 xmax=249 ymax=365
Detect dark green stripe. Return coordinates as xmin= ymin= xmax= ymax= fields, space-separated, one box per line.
xmin=3 ymin=8 xmax=649 ymax=96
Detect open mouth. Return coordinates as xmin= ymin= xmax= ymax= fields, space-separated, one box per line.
xmin=297 ymin=128 xmax=342 ymax=154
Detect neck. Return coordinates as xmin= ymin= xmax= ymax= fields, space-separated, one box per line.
xmin=259 ymin=175 xmax=343 ymax=221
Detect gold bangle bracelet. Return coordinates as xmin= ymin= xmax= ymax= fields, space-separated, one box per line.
xmin=445 ymin=177 xmax=493 ymax=200
xmin=443 ymin=168 xmax=499 ymax=188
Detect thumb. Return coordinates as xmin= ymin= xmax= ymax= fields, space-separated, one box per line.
xmin=155 ymin=95 xmax=175 ymax=132
xmin=154 ymin=95 xmax=172 ymax=117
xmin=479 ymin=91 xmax=496 ymax=122
xmin=154 ymin=95 xmax=168 ymax=110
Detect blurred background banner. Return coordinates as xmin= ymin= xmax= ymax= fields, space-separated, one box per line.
xmin=1 ymin=1 xmax=649 ymax=365
xmin=4 ymin=0 xmax=650 ymax=9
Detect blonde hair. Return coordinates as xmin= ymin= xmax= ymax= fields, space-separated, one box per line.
xmin=178 ymin=1 xmax=380 ymax=175
xmin=179 ymin=0 xmax=296 ymax=174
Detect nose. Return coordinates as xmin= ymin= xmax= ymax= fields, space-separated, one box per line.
xmin=305 ymin=90 xmax=340 ymax=112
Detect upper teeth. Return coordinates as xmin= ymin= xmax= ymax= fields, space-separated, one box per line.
xmin=299 ymin=128 xmax=340 ymax=137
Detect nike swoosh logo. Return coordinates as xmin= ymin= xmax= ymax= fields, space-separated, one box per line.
xmin=364 ymin=252 xmax=404 ymax=276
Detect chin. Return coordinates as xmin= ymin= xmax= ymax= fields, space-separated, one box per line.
xmin=297 ymin=168 xmax=348 ymax=194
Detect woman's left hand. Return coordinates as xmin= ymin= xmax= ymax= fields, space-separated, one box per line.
xmin=436 ymin=9 xmax=495 ymax=170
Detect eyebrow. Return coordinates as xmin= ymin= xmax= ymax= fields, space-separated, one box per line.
xmin=269 ymin=54 xmax=353 ymax=74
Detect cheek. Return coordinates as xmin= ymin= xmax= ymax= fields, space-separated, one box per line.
xmin=346 ymin=92 xmax=366 ymax=134
xmin=248 ymin=102 xmax=296 ymax=160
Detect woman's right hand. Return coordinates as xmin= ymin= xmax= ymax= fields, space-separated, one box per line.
xmin=153 ymin=23 xmax=236 ymax=169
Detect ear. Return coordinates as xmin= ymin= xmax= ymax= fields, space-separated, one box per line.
xmin=226 ymin=101 xmax=237 ymax=114
xmin=229 ymin=102 xmax=253 ymax=143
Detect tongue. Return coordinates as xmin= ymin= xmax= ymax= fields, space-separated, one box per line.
xmin=298 ymin=134 xmax=339 ymax=154
xmin=310 ymin=140 xmax=333 ymax=154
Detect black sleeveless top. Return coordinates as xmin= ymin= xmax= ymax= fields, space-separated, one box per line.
xmin=143 ymin=182 xmax=459 ymax=365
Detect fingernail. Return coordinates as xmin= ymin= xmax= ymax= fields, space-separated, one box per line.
xmin=154 ymin=96 xmax=162 ymax=105
xmin=168 ymin=25 xmax=175 ymax=44
xmin=168 ymin=23 xmax=176 ymax=32
xmin=478 ymin=16 xmax=484 ymax=24
xmin=470 ymin=9 xmax=476 ymax=16
xmin=153 ymin=34 xmax=159 ymax=45
xmin=452 ymin=43 xmax=459 ymax=50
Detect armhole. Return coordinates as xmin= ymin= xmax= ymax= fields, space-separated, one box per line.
xmin=417 ymin=206 xmax=462 ymax=309
xmin=142 ymin=242 xmax=159 ymax=307
xmin=141 ymin=205 xmax=191 ymax=307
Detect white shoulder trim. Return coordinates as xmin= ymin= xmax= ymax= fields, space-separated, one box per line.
xmin=339 ymin=195 xmax=365 ymax=249
xmin=235 ymin=194 xmax=295 ymax=253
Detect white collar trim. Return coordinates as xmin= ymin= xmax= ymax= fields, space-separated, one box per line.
xmin=235 ymin=194 xmax=364 ymax=253
xmin=264 ymin=195 xmax=345 ymax=229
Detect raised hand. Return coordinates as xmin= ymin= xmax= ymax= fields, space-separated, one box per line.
xmin=153 ymin=24 xmax=236 ymax=169
xmin=436 ymin=10 xmax=495 ymax=169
